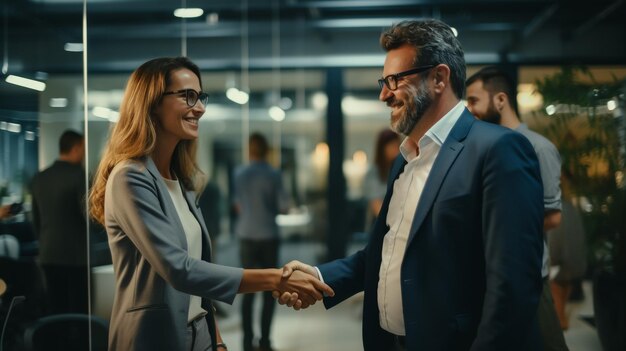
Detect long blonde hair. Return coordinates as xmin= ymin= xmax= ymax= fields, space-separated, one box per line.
xmin=89 ymin=57 xmax=203 ymax=225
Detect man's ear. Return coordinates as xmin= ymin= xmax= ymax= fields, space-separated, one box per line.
xmin=433 ymin=64 xmax=450 ymax=93
xmin=493 ymin=92 xmax=508 ymax=111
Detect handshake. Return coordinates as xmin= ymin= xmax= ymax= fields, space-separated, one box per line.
xmin=272 ymin=260 xmax=333 ymax=311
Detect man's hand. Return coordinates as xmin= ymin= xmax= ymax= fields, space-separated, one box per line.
xmin=272 ymin=260 xmax=333 ymax=310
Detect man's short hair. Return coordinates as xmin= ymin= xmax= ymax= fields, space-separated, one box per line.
xmin=466 ymin=66 xmax=518 ymax=114
xmin=380 ymin=19 xmax=466 ymax=99
xmin=249 ymin=132 xmax=269 ymax=159
xmin=59 ymin=130 xmax=84 ymax=154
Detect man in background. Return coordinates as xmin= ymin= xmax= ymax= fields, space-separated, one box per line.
xmin=466 ymin=66 xmax=567 ymax=350
xmin=31 ymin=129 xmax=87 ymax=314
xmin=234 ymin=132 xmax=289 ymax=351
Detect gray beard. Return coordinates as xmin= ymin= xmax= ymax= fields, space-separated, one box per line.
xmin=390 ymin=78 xmax=432 ymax=136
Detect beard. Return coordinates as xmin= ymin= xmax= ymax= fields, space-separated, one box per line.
xmin=477 ymin=101 xmax=502 ymax=125
xmin=389 ymin=77 xmax=432 ymax=136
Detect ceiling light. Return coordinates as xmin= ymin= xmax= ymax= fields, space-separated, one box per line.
xmin=607 ymin=99 xmax=617 ymax=111
xmin=93 ymin=106 xmax=119 ymax=122
xmin=451 ymin=27 xmax=458 ymax=37
xmin=545 ymin=104 xmax=556 ymax=116
xmin=64 ymin=42 xmax=84 ymax=52
xmin=174 ymin=8 xmax=204 ymax=18
xmin=7 ymin=122 xmax=21 ymax=133
xmin=35 ymin=71 xmax=49 ymax=80
xmin=269 ymin=106 xmax=285 ymax=121
xmin=25 ymin=131 xmax=36 ymax=141
xmin=226 ymin=88 xmax=249 ymax=105
xmin=311 ymin=92 xmax=327 ymax=110
xmin=5 ymin=75 xmax=46 ymax=91
xmin=206 ymin=12 xmax=219 ymax=25
xmin=49 ymin=98 xmax=68 ymax=108
xmin=278 ymin=97 xmax=293 ymax=110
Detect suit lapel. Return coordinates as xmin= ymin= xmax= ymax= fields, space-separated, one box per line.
xmin=407 ymin=110 xmax=474 ymax=245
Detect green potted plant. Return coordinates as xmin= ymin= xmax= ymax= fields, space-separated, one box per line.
xmin=534 ymin=66 xmax=625 ymax=351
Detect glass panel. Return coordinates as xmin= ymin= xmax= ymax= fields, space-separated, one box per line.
xmin=343 ymin=67 xmax=396 ymax=248
xmin=0 ymin=0 xmax=89 ymax=349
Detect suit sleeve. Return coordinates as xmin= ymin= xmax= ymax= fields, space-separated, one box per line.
xmin=471 ymin=132 xmax=544 ymax=350
xmin=318 ymin=248 xmax=367 ymax=309
xmin=107 ymin=164 xmax=243 ymax=304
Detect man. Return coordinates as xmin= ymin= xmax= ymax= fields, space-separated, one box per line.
xmin=31 ymin=129 xmax=87 ymax=314
xmin=234 ymin=132 xmax=289 ymax=351
xmin=279 ymin=20 xmax=545 ymax=350
xmin=466 ymin=66 xmax=567 ymax=350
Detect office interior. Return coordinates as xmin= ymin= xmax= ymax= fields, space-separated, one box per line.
xmin=1 ymin=0 xmax=625 ymax=350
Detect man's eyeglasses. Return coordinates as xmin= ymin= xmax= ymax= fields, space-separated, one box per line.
xmin=378 ymin=64 xmax=438 ymax=91
xmin=162 ymin=89 xmax=209 ymax=107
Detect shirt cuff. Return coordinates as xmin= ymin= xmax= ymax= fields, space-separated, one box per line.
xmin=314 ymin=266 xmax=324 ymax=283
xmin=313 ymin=266 xmax=330 ymax=297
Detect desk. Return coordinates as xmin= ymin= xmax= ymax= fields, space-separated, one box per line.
xmin=91 ymin=265 xmax=115 ymax=321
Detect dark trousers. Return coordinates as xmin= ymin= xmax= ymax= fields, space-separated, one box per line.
xmin=41 ymin=264 xmax=88 ymax=315
xmin=240 ymin=239 xmax=279 ymax=351
xmin=537 ymin=277 xmax=569 ymax=351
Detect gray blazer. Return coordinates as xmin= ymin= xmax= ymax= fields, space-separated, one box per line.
xmin=104 ymin=157 xmax=243 ymax=351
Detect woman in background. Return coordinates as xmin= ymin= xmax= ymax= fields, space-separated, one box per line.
xmin=89 ymin=57 xmax=332 ymax=351
xmin=363 ymin=129 xmax=401 ymax=223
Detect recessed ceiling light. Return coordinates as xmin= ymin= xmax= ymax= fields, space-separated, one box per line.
xmin=6 ymin=75 xmax=46 ymax=91
xmin=50 ymin=98 xmax=68 ymax=108
xmin=174 ymin=8 xmax=204 ymax=18
xmin=64 ymin=42 xmax=84 ymax=52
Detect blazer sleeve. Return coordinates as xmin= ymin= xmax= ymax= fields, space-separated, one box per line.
xmin=107 ymin=163 xmax=243 ymax=304
xmin=318 ymin=247 xmax=367 ymax=309
xmin=471 ymin=132 xmax=544 ymax=350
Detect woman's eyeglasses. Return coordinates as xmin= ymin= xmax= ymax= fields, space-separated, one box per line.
xmin=162 ymin=89 xmax=209 ymax=107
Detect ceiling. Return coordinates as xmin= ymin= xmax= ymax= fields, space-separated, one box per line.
xmin=1 ymin=0 xmax=625 ymax=112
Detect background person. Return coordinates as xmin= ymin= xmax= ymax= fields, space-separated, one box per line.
xmin=30 ymin=129 xmax=88 ymax=315
xmin=466 ymin=66 xmax=567 ymax=351
xmin=363 ymin=128 xmax=401 ymax=222
xmin=233 ymin=132 xmax=289 ymax=351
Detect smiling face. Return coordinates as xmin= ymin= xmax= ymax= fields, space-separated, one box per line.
xmin=153 ymin=68 xmax=205 ymax=145
xmin=379 ymin=45 xmax=433 ymax=136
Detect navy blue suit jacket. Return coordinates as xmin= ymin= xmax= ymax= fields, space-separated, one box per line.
xmin=318 ymin=109 xmax=544 ymax=351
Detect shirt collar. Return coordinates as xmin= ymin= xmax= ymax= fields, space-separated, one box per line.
xmin=399 ymin=101 xmax=466 ymax=161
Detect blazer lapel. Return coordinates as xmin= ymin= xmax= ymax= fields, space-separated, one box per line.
xmin=407 ymin=110 xmax=474 ymax=245
xmin=144 ymin=157 xmax=212 ymax=259
xmin=182 ymin=188 xmax=213 ymax=261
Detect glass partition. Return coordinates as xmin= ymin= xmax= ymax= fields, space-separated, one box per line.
xmin=0 ymin=0 xmax=88 ymax=349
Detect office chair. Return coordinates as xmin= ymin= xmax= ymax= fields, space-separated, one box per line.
xmin=0 ymin=235 xmax=19 ymax=260
xmin=23 ymin=313 xmax=108 ymax=351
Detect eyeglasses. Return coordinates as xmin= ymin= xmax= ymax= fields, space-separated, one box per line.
xmin=378 ymin=64 xmax=438 ymax=91
xmin=162 ymin=89 xmax=209 ymax=107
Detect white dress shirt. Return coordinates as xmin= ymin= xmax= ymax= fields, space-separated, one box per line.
xmin=377 ymin=101 xmax=465 ymax=335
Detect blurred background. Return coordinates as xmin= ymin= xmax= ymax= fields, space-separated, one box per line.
xmin=1 ymin=0 xmax=625 ymax=350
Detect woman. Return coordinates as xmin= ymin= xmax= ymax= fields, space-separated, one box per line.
xmin=89 ymin=57 xmax=332 ymax=351
xmin=363 ymin=129 xmax=400 ymax=220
